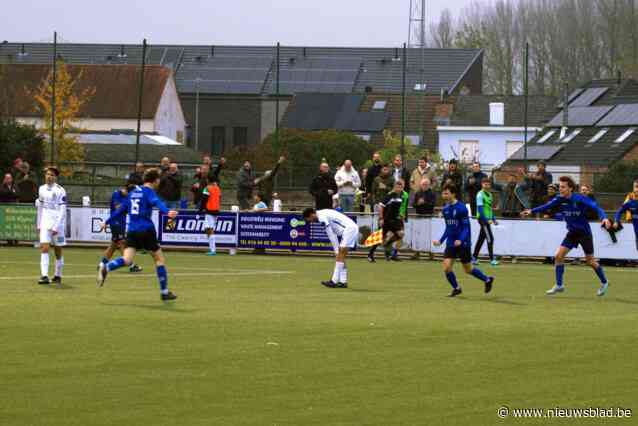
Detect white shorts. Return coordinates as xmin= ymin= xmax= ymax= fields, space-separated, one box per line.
xmin=340 ymin=225 xmax=359 ymax=249
xmin=205 ymin=214 xmax=217 ymax=230
xmin=40 ymin=228 xmax=67 ymax=246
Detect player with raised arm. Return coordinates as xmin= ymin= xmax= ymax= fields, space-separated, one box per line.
xmin=99 ymin=183 xmax=142 ymax=272
xmin=613 ymin=178 xmax=638 ymax=251
xmin=36 ymin=167 xmax=67 ymax=285
xmin=432 ymin=184 xmax=494 ymax=297
xmin=522 ymin=176 xmax=612 ymax=296
xmin=97 ymin=169 xmax=178 ymax=301
xmin=303 ymin=207 xmax=359 ymax=288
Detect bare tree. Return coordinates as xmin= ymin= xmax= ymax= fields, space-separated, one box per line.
xmin=429 ymin=9 xmax=455 ymax=48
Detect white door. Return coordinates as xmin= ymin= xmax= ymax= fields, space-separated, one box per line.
xmin=458 ymin=140 xmax=479 ymax=164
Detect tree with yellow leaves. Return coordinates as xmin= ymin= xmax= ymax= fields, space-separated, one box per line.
xmin=33 ymin=60 xmax=95 ymax=173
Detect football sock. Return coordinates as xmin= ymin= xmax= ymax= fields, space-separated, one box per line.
xmin=332 ymin=262 xmax=343 ymax=283
xmin=445 ymin=271 xmax=459 ymax=289
xmin=208 ymin=234 xmax=216 ymax=253
xmin=339 ymin=264 xmax=348 ymax=283
xmin=555 ymin=264 xmax=565 ymax=287
xmin=471 ymin=267 xmax=488 ymax=283
xmin=40 ymin=253 xmax=49 ymax=277
xmin=594 ymin=265 xmax=608 ymax=284
xmin=369 ymin=245 xmax=377 ymax=255
xmin=107 ymin=257 xmax=126 ymax=272
xmin=55 ymin=257 xmax=64 ymax=277
xmin=101 ymin=256 xmax=109 ymax=264
xmin=156 ymin=265 xmax=168 ymax=295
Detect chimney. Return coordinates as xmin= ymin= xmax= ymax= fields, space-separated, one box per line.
xmin=489 ymin=102 xmax=504 ymax=126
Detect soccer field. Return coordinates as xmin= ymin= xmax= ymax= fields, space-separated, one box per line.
xmin=1 ymin=247 xmax=636 ymax=425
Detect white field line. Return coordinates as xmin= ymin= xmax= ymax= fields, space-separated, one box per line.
xmin=0 ymin=261 xmax=285 ymax=272
xmin=0 ymin=270 xmax=294 ymax=281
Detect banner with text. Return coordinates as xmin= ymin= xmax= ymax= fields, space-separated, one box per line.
xmin=0 ymin=205 xmax=38 ymax=241
xmin=158 ymin=211 xmax=238 ymax=247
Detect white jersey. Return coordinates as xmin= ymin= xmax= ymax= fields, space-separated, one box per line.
xmin=316 ymin=209 xmax=358 ymax=250
xmin=37 ymin=183 xmax=67 ymax=232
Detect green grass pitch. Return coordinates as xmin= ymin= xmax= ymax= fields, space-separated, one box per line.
xmin=1 ymin=246 xmax=636 ymax=425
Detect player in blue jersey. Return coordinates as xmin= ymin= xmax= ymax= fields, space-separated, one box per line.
xmin=522 ymin=176 xmax=612 ymax=296
xmin=613 ymin=178 xmax=638 ymax=250
xmin=97 ymin=169 xmax=178 ymax=301
xmin=99 ymin=184 xmax=142 ymax=273
xmin=432 ymin=184 xmax=495 ymax=297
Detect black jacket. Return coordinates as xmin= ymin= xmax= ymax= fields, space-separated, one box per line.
xmin=158 ymin=172 xmax=182 ymax=201
xmin=0 ymin=184 xmax=18 ymax=203
xmin=412 ymin=189 xmax=436 ymax=215
xmin=465 ymin=172 xmax=487 ymax=198
xmin=391 ymin=167 xmax=411 ymax=190
xmin=309 ymin=172 xmax=337 ymax=210
xmin=365 ymin=163 xmax=382 ymax=195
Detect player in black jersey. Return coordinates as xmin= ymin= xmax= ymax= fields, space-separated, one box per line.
xmin=368 ymin=181 xmax=405 ymax=262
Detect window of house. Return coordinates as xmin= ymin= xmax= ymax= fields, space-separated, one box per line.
xmin=211 ymin=126 xmax=226 ymax=155
xmin=559 ymin=128 xmax=582 ymax=143
xmin=537 ymin=130 xmax=556 ymax=144
xmin=506 ymin=141 xmax=524 ymax=158
xmin=406 ymin=135 xmax=421 ymax=146
xmin=233 ymin=127 xmax=248 ymax=147
xmin=458 ymin=140 xmax=480 ymax=164
xmin=372 ymin=100 xmax=387 ymax=110
xmin=356 ymin=134 xmax=371 ymax=142
xmin=176 ymin=130 xmax=184 ymax=144
xmin=588 ymin=128 xmax=609 ymax=143
xmin=615 ymin=128 xmax=636 ymax=143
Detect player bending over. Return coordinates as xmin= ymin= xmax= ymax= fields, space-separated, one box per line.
xmin=367 ymin=180 xmax=405 ymax=262
xmin=100 ymin=183 xmax=142 ymax=272
xmin=36 ymin=167 xmax=67 ymax=285
xmin=97 ymin=169 xmax=178 ymax=301
xmin=433 ymin=184 xmax=495 ymax=297
xmin=522 ymin=176 xmax=611 ymax=296
xmin=613 ymin=178 xmax=638 ymax=251
xmin=472 ymin=177 xmax=498 ymax=266
xmin=303 ymin=207 xmax=358 ymax=288
xmin=199 ymin=175 xmax=221 ymax=256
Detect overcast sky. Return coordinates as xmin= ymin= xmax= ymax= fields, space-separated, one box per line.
xmin=2 ymin=0 xmax=476 ymax=46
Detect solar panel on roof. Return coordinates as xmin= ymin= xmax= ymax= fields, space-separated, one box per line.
xmin=596 ymin=104 xmax=638 ymax=126
xmin=547 ymin=106 xmax=613 ymax=127
xmin=569 ymin=87 xmax=609 ymax=106
xmin=557 ymin=88 xmax=585 ymax=107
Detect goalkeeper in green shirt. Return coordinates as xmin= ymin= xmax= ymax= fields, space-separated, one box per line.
xmin=472 ymin=178 xmax=499 ymax=266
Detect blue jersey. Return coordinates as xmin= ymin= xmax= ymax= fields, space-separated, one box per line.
xmin=440 ymin=201 xmax=471 ymax=247
xmin=107 ymin=185 xmax=168 ymax=233
xmin=109 ymin=189 xmax=128 ymax=230
xmin=531 ymin=193 xmax=606 ymax=234
xmin=615 ymin=199 xmax=638 ymax=225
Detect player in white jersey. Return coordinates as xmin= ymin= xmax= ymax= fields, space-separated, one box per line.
xmin=303 ymin=207 xmax=359 ymax=288
xmin=36 ymin=167 xmax=67 ymax=285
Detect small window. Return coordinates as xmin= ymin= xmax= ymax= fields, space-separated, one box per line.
xmin=406 ymin=135 xmax=421 ymax=146
xmin=413 ymin=83 xmax=427 ymax=91
xmin=560 ymin=128 xmax=582 ymax=143
xmin=356 ymin=134 xmax=371 ymax=142
xmin=537 ymin=130 xmax=556 ymax=144
xmin=233 ymin=127 xmax=248 ymax=147
xmin=372 ymin=100 xmax=387 ymax=110
xmin=588 ymin=128 xmax=608 ymax=144
xmin=615 ymin=128 xmax=636 ymax=143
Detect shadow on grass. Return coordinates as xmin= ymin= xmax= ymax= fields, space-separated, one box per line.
xmin=347 ymin=288 xmax=387 ymax=293
xmin=50 ymin=284 xmax=75 ymax=290
xmin=100 ymin=302 xmax=197 ymax=313
xmin=458 ymin=296 xmax=528 ymax=306
xmin=611 ymin=298 xmax=638 ymax=305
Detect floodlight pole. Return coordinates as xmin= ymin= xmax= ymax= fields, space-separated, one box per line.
xmin=134 ymin=39 xmax=147 ymax=165
xmin=400 ymin=42 xmax=407 ymax=160
xmin=275 ymin=42 xmax=280 ymax=148
xmin=523 ymin=42 xmax=529 ymax=169
xmin=195 ymin=77 xmax=200 ymax=152
xmin=51 ymin=31 xmax=57 ymax=165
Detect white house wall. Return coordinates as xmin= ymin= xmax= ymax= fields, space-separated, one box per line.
xmin=154 ymin=76 xmax=186 ymax=142
xmin=438 ymin=129 xmax=540 ymax=167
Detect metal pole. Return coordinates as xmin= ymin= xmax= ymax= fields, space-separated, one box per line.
xmin=400 ymin=42 xmax=407 ymax=160
xmin=135 ymin=39 xmax=147 ymax=165
xmin=51 ymin=31 xmax=57 ymax=165
xmin=419 ymin=0 xmax=426 ymax=147
xmin=275 ymin=42 xmax=280 ymax=147
xmin=195 ymin=77 xmax=200 ymax=152
xmin=523 ymin=42 xmax=529 ymax=169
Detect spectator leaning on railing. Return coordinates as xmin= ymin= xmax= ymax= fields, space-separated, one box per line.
xmin=500 ymin=174 xmax=524 ymax=218
xmin=412 ymin=177 xmax=436 ymax=215
xmin=441 ymin=159 xmax=464 ymax=198
xmin=309 ymin=162 xmax=337 ymax=210
xmin=334 ymin=159 xmax=361 ymax=213
xmin=158 ymin=162 xmax=182 ymax=209
xmin=0 ymin=173 xmax=18 ymax=203
xmin=237 ymin=160 xmax=256 ymax=210
xmin=391 ymin=154 xmax=411 ymax=193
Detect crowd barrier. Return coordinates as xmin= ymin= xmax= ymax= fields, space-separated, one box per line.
xmin=1 ymin=205 xmax=637 ymax=260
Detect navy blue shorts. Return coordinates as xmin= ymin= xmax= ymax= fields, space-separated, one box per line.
xmin=127 ymin=230 xmax=160 ymax=252
xmin=110 ymin=225 xmax=126 ymax=242
xmin=444 ymin=244 xmax=472 ymax=264
xmin=561 ymin=230 xmax=594 ymax=255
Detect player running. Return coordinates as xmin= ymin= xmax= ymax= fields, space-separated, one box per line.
xmin=433 ymin=184 xmax=495 ymax=297
xmin=522 ymin=176 xmax=612 ymax=296
xmin=613 ymin=178 xmax=638 ymax=250
xmin=97 ymin=169 xmax=178 ymax=301
xmin=472 ymin=177 xmax=498 ymax=266
xmin=36 ymin=167 xmax=67 ymax=285
xmin=199 ymin=174 xmax=221 ymax=256
xmin=367 ymin=180 xmax=405 ymax=262
xmin=99 ymin=183 xmax=142 ymax=272
xmin=303 ymin=207 xmax=359 ymax=288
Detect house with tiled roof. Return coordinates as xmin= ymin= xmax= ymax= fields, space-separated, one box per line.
xmin=0 ymin=63 xmax=186 ymax=142
xmin=503 ymin=78 xmax=638 ymax=186
xmin=436 ymin=95 xmax=557 ymax=167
